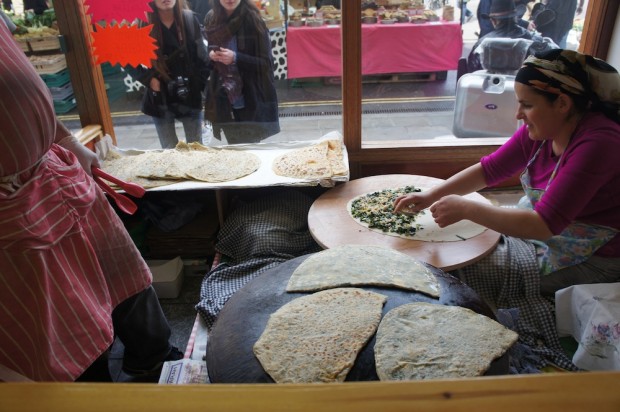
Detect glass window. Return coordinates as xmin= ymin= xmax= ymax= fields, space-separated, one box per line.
xmin=28 ymin=0 xmax=592 ymax=152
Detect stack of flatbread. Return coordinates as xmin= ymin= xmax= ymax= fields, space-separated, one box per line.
xmin=253 ymin=288 xmax=386 ymax=383
xmin=101 ymin=142 xmax=260 ymax=189
xmin=272 ymin=139 xmax=347 ymax=180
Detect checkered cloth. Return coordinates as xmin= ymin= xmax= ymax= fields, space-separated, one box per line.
xmin=454 ymin=235 xmax=578 ymax=372
xmin=196 ymin=190 xmax=322 ymax=330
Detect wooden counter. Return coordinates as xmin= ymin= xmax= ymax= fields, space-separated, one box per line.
xmin=1 ymin=372 xmax=619 ymax=411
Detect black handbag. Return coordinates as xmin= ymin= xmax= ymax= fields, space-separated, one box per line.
xmin=141 ymin=89 xmax=167 ymax=118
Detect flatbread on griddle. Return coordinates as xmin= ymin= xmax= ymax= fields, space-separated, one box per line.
xmin=253 ymin=288 xmax=387 ymax=383
xmin=286 ymin=244 xmax=440 ymax=298
xmin=374 ymin=302 xmax=518 ymax=381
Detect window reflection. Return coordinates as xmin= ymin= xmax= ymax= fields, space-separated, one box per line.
xmin=358 ymin=0 xmax=589 ymax=144
xmin=44 ymin=0 xmax=589 ymax=150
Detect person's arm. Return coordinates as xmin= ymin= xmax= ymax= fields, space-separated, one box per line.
xmin=429 ymin=193 xmax=554 ymax=240
xmin=54 ymin=119 xmax=100 ymax=175
xmin=394 ymin=135 xmax=554 ymax=240
xmin=394 ymin=163 xmax=489 ymax=215
xmin=0 ymin=9 xmax=16 ymax=33
xmin=393 ymin=163 xmax=553 ymax=240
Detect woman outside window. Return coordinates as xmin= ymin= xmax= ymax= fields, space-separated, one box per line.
xmin=133 ymin=0 xmax=209 ymax=149
xmin=203 ymin=0 xmax=280 ymax=144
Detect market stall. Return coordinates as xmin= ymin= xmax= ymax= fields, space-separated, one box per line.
xmin=286 ymin=21 xmax=463 ymax=79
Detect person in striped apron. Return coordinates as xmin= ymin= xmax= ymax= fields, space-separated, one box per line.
xmin=0 ymin=14 xmax=181 ymax=382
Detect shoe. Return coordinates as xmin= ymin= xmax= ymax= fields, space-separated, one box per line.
xmin=466 ymin=14 xmax=474 ymax=23
xmin=122 ymin=346 xmax=184 ymax=380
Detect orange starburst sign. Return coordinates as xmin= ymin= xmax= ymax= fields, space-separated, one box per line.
xmin=91 ymin=24 xmax=157 ymax=67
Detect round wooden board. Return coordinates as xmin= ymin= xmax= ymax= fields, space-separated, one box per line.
xmin=308 ymin=174 xmax=501 ymax=271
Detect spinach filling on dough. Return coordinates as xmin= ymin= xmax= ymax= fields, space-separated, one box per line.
xmin=350 ymin=186 xmax=424 ymax=236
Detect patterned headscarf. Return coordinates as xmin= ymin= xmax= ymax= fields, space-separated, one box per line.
xmin=515 ymin=49 xmax=620 ymax=123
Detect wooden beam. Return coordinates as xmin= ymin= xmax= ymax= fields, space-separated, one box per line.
xmin=53 ymin=0 xmax=116 ymax=142
xmin=341 ymin=1 xmax=362 ymax=178
xmin=578 ymin=0 xmax=619 ymax=59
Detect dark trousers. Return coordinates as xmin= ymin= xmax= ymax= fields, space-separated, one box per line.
xmin=112 ymin=285 xmax=173 ymax=370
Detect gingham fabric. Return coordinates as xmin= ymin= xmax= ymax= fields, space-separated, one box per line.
xmin=196 ymin=190 xmax=322 ymax=329
xmin=454 ymin=235 xmax=578 ymax=371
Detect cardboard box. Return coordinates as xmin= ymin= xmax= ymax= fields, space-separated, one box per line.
xmin=148 ymin=257 xmax=184 ymax=299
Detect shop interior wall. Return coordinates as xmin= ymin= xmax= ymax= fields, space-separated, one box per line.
xmin=608 ymin=8 xmax=620 ymax=69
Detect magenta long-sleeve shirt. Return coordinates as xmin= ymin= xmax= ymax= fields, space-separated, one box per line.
xmin=481 ymin=112 xmax=620 ymax=257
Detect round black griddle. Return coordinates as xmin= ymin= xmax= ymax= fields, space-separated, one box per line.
xmin=206 ymin=253 xmax=509 ymax=383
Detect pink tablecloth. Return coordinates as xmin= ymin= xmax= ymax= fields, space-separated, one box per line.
xmin=286 ymin=22 xmax=463 ymax=79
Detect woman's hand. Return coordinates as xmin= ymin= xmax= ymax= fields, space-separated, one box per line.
xmin=393 ymin=191 xmax=434 ymax=214
xmin=57 ymin=135 xmax=100 ymax=176
xmin=429 ymin=195 xmax=555 ymax=241
xmin=429 ymin=195 xmax=471 ymax=228
xmin=209 ymin=47 xmax=235 ymax=65
xmin=150 ymin=77 xmax=161 ymax=92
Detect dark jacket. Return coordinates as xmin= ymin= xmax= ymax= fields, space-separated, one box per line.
xmin=467 ymin=19 xmax=557 ymax=73
xmin=129 ymin=10 xmax=209 ymax=118
xmin=203 ymin=7 xmax=280 ymax=143
xmin=538 ymin=0 xmax=578 ymax=45
xmin=189 ymin=0 xmax=211 ymax=26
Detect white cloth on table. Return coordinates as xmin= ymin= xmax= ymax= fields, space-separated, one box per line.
xmin=555 ymin=283 xmax=620 ymax=371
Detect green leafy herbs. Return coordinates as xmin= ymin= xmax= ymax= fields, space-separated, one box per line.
xmin=350 ymin=186 xmax=424 ymax=236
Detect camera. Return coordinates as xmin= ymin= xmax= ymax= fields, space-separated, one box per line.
xmin=167 ymin=76 xmax=190 ymax=101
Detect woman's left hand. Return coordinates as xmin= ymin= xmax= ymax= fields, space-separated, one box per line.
xmin=429 ymin=195 xmax=470 ymax=228
xmin=210 ymin=47 xmax=235 ymax=65
xmin=58 ymin=135 xmax=101 ymax=176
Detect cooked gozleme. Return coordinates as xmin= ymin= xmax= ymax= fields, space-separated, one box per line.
xmin=272 ymin=139 xmax=347 ymax=179
xmin=101 ymin=141 xmax=260 ymax=188
xmin=286 ymin=244 xmax=440 ymax=298
xmin=374 ymin=302 xmax=518 ymax=381
xmin=253 ymin=288 xmax=386 ymax=383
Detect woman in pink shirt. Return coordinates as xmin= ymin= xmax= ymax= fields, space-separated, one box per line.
xmin=0 ymin=15 xmax=180 ymax=381
xmin=394 ymin=49 xmax=620 ymax=371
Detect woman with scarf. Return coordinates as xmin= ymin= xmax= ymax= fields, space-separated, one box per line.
xmin=394 ymin=49 xmax=620 ymax=371
xmin=134 ymin=0 xmax=209 ymax=149
xmin=203 ymin=0 xmax=280 ymax=144
xmin=0 ymin=14 xmax=182 ymax=382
